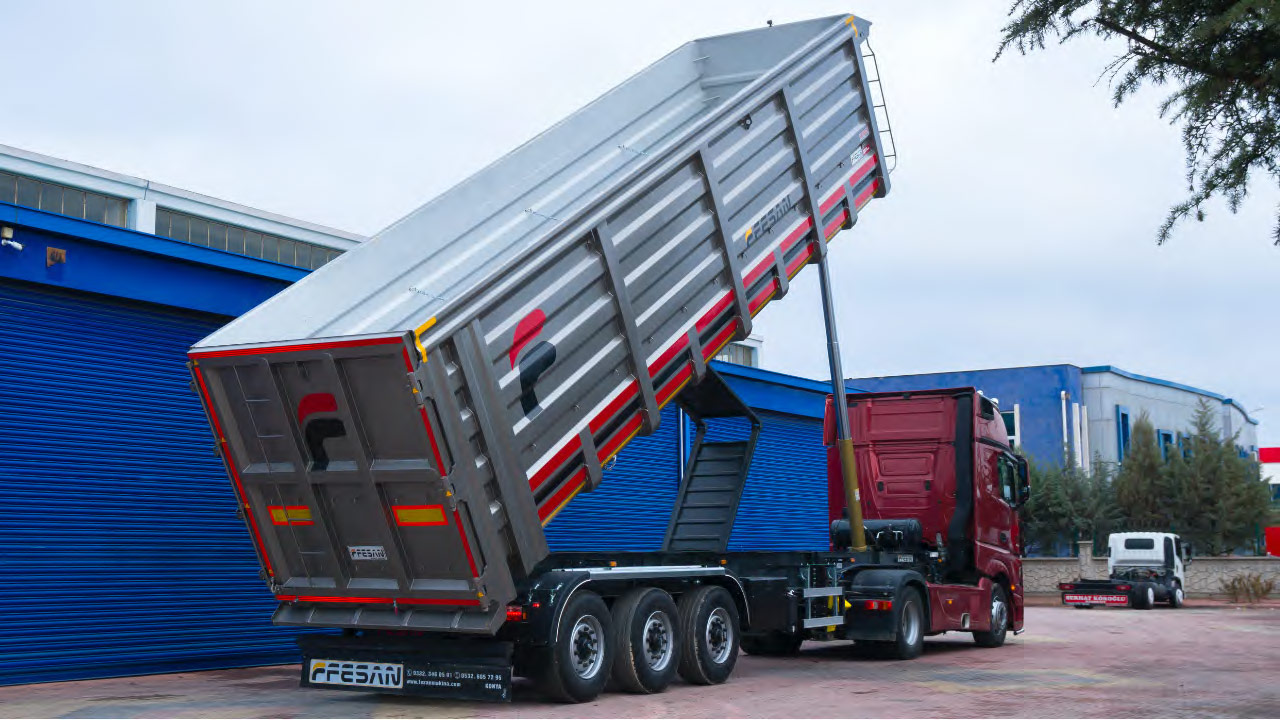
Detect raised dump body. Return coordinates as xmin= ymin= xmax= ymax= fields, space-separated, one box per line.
xmin=189 ymin=14 xmax=892 ymax=634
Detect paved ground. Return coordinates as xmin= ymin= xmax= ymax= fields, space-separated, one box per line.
xmin=3 ymin=603 xmax=1278 ymax=718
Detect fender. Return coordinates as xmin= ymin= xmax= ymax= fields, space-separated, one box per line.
xmin=842 ymin=567 xmax=931 ymax=642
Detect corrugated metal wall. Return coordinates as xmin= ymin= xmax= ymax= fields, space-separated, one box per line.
xmin=545 ymin=407 xmax=682 ymax=551
xmin=699 ymin=412 xmax=830 ymax=551
xmin=0 ymin=281 xmax=298 ymax=685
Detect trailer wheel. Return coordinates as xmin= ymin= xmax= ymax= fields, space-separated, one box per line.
xmin=1169 ymin=583 xmax=1184 ymax=608
xmin=609 ymin=587 xmax=679 ymax=694
xmin=676 ymin=585 xmax=740 ymax=685
xmin=537 ymin=591 xmax=613 ymax=703
xmin=972 ymin=584 xmax=1009 ymax=648
xmin=884 ymin=585 xmax=925 ymax=659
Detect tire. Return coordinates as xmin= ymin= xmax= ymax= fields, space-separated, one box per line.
xmin=676 ymin=585 xmax=740 ymax=685
xmin=609 ymin=587 xmax=680 ymax=694
xmin=972 ymin=584 xmax=1009 ymax=648
xmin=1169 ymin=583 xmax=1184 ymax=609
xmin=1134 ymin=586 xmax=1155 ymax=610
xmin=740 ymin=631 xmax=803 ymax=656
xmin=885 ymin=585 xmax=925 ymax=660
xmin=536 ymin=591 xmax=613 ymax=703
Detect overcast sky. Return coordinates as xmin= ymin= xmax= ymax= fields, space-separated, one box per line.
xmin=2 ymin=1 xmax=1276 ymax=445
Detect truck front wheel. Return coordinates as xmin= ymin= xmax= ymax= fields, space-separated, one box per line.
xmin=972 ymin=584 xmax=1009 ymax=648
xmin=676 ymin=585 xmax=740 ymax=685
xmin=1169 ymin=583 xmax=1184 ymax=608
xmin=537 ymin=591 xmax=613 ymax=703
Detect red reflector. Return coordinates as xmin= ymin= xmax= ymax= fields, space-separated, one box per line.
xmin=1116 ymin=584 xmax=1131 ymax=591
xmin=864 ymin=600 xmax=893 ymax=611
xmin=505 ymin=605 xmax=526 ymax=622
xmin=1059 ymin=583 xmax=1075 ymax=591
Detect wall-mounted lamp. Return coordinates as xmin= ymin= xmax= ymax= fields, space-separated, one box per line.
xmin=1 ymin=226 xmax=22 ymax=251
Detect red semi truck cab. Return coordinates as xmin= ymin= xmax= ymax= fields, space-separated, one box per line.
xmin=824 ymin=388 xmax=1029 ymax=636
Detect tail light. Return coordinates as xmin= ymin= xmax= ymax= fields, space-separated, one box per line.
xmin=1115 ymin=584 xmax=1131 ymax=591
xmin=505 ymin=605 xmax=527 ymax=622
xmin=1058 ymin=583 xmax=1075 ymax=591
xmin=864 ymin=600 xmax=893 ymax=611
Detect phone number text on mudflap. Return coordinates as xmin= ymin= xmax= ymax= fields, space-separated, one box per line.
xmin=408 ymin=669 xmax=505 ymax=682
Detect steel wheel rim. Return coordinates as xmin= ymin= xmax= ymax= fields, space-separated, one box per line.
xmin=990 ymin=593 xmax=1007 ymax=635
xmin=570 ymin=614 xmax=605 ymax=679
xmin=1175 ymin=587 xmax=1184 ymax=605
xmin=1147 ymin=588 xmax=1155 ymax=606
xmin=902 ymin=599 xmax=922 ymax=646
xmin=642 ymin=610 xmax=674 ymax=671
xmin=706 ymin=607 xmax=733 ymax=664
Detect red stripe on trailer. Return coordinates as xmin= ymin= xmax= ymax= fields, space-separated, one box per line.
xmin=853 ymin=178 xmax=880 ymax=211
xmin=528 ymin=434 xmax=583 ymax=491
xmin=823 ymin=208 xmax=850 ymax=240
xmin=781 ymin=217 xmax=814 ymax=253
xmin=538 ymin=469 xmax=587 ymax=522
xmin=276 ymin=594 xmax=481 ymax=607
xmin=743 ymin=256 xmax=774 ymax=288
xmin=453 ymin=509 xmax=480 ymax=578
xmin=589 ymin=381 xmax=639 ymax=434
xmin=598 ymin=413 xmax=644 ymax=463
xmin=785 ymin=244 xmax=813 ymax=277
xmin=403 ymin=349 xmax=448 ymax=473
xmin=193 ymin=365 xmax=274 ymax=578
xmin=656 ymin=364 xmax=693 ymax=407
xmin=819 ymin=186 xmax=845 ymax=215
xmin=847 ymin=152 xmax=877 ymax=189
xmin=648 ymin=333 xmax=690 ymax=378
xmin=695 ymin=291 xmax=735 ymax=333
xmin=749 ymin=280 xmax=779 ymax=315
xmin=189 ymin=335 xmax=404 ymax=359
xmin=703 ymin=319 xmax=739 ymax=361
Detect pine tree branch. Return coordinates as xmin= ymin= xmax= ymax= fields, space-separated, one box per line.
xmin=1089 ymin=16 xmax=1247 ymax=84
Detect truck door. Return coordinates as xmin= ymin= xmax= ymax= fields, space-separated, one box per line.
xmin=973 ymin=445 xmax=1019 ymax=572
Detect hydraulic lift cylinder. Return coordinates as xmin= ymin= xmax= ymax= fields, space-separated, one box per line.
xmin=816 ymin=253 xmax=866 ymax=552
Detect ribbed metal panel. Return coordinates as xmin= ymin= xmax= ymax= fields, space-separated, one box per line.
xmin=698 ymin=412 xmax=829 ymax=551
xmin=544 ymin=407 xmax=681 ymax=551
xmin=0 ymin=281 xmax=298 ymax=685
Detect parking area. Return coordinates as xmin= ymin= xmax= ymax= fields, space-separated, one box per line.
xmin=2 ymin=603 xmax=1277 ymax=719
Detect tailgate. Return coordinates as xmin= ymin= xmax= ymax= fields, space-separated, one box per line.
xmin=190 ymin=336 xmax=491 ymax=619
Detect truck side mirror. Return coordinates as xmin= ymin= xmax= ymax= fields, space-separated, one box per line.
xmin=1015 ymin=455 xmax=1030 ymax=508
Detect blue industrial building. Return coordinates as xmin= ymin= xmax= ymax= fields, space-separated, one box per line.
xmin=848 ymin=365 xmax=1260 ymax=469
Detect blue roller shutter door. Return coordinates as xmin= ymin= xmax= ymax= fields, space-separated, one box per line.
xmin=545 ymin=406 xmax=682 ymax=551
xmin=697 ymin=411 xmax=829 ymax=551
xmin=0 ymin=281 xmax=298 ymax=685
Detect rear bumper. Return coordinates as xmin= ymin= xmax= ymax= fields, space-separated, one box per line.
xmin=274 ymin=599 xmax=504 ymax=634
xmin=298 ymin=633 xmax=513 ymax=702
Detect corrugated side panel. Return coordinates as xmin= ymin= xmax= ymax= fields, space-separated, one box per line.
xmin=544 ymin=407 xmax=681 ymax=551
xmin=694 ymin=412 xmax=828 ymax=551
xmin=0 ymin=281 xmax=298 ymax=685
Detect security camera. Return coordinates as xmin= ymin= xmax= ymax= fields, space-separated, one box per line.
xmin=1 ymin=239 xmax=22 ymax=251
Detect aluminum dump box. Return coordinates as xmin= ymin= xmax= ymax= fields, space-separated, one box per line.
xmin=189 ymin=14 xmax=892 ymax=633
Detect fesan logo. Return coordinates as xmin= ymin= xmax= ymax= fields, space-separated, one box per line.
xmin=510 ymin=309 xmax=555 ymax=418
xmin=744 ymin=194 xmax=796 ymax=245
xmin=309 ymin=659 xmax=404 ymax=688
xmin=297 ymin=392 xmax=345 ymax=470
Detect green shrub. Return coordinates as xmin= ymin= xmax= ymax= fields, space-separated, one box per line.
xmin=1220 ymin=573 xmax=1277 ymax=603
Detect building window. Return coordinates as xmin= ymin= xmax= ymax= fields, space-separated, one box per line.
xmin=1000 ymin=406 xmax=1020 ymax=448
xmin=1116 ymin=405 xmax=1131 ymax=461
xmin=1157 ymin=429 xmax=1174 ymax=460
xmin=154 ymin=207 xmax=341 ymax=270
xmin=0 ymin=169 xmax=128 ymax=227
xmin=714 ymin=341 xmax=759 ymax=368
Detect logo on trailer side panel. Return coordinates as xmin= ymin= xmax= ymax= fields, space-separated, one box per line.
xmin=297 ymin=392 xmax=345 ymax=471
xmin=510 ymin=309 xmax=555 ymax=418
